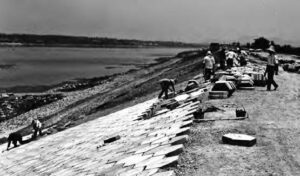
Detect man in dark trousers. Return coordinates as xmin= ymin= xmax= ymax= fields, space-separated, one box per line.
xmin=32 ymin=118 xmax=43 ymax=139
xmin=264 ymin=46 xmax=279 ymax=91
xmin=203 ymin=51 xmax=215 ymax=81
xmin=237 ymin=49 xmax=248 ymax=66
xmin=158 ymin=78 xmax=176 ymax=99
xmin=7 ymin=132 xmax=23 ymax=150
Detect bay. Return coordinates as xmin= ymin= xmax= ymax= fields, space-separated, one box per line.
xmin=0 ymin=47 xmax=194 ymax=87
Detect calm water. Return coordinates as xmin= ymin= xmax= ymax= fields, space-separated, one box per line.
xmin=0 ymin=47 xmax=194 ymax=87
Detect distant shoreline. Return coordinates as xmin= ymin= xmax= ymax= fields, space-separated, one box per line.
xmin=0 ymin=44 xmax=203 ymax=49
xmin=0 ymin=64 xmax=15 ymax=69
xmin=0 ymin=33 xmax=206 ymax=48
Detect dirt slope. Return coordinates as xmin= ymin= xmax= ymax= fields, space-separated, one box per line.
xmin=0 ymin=49 xmax=206 ymax=141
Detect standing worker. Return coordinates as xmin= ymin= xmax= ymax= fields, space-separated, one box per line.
xmin=264 ymin=46 xmax=279 ymax=91
xmin=238 ymin=49 xmax=248 ymax=66
xmin=203 ymin=51 xmax=215 ymax=81
xmin=158 ymin=78 xmax=176 ymax=99
xmin=32 ymin=118 xmax=43 ymax=139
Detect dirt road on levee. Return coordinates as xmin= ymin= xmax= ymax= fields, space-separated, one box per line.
xmin=176 ymin=57 xmax=300 ymax=175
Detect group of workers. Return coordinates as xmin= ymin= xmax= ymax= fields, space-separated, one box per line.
xmin=6 ymin=46 xmax=280 ymax=151
xmin=203 ymin=48 xmax=249 ymax=82
xmin=158 ymin=45 xmax=279 ymax=99
xmin=6 ymin=118 xmax=43 ymax=150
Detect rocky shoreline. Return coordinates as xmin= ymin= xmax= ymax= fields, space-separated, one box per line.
xmin=0 ymin=93 xmax=64 ymax=123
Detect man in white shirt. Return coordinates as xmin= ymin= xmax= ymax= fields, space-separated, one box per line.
xmin=32 ymin=118 xmax=43 ymax=139
xmin=203 ymin=51 xmax=215 ymax=81
xmin=226 ymin=50 xmax=237 ymax=69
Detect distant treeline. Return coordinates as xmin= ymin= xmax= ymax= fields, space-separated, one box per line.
xmin=0 ymin=33 xmax=204 ymax=48
xmin=248 ymin=37 xmax=300 ymax=56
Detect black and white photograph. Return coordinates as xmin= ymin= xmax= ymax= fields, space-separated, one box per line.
xmin=0 ymin=0 xmax=299 ymax=175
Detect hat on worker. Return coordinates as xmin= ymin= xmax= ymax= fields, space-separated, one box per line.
xmin=267 ymin=45 xmax=276 ymax=53
xmin=207 ymin=51 xmax=212 ymax=55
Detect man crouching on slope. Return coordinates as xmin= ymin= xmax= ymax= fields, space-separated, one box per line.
xmin=158 ymin=78 xmax=176 ymax=99
xmin=7 ymin=132 xmax=23 ymax=150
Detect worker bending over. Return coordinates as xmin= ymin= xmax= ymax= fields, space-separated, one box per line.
xmin=7 ymin=132 xmax=23 ymax=150
xmin=158 ymin=78 xmax=176 ymax=99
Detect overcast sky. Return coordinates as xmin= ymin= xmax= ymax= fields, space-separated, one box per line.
xmin=1 ymin=0 xmax=300 ymax=45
